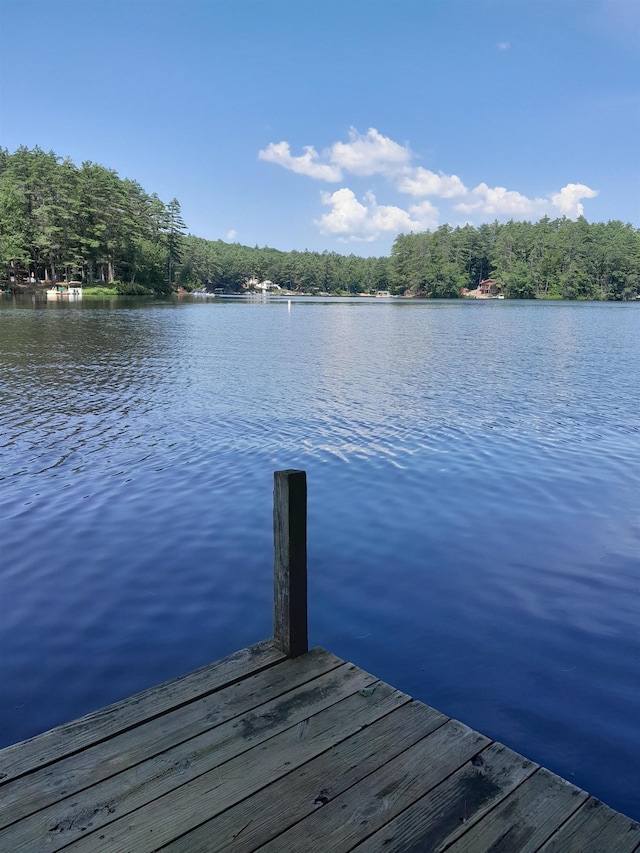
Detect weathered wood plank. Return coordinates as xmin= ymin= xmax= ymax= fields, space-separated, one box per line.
xmin=0 ymin=647 xmax=341 ymax=829
xmin=273 ymin=470 xmax=307 ymax=657
xmin=0 ymin=664 xmax=370 ymax=853
xmin=158 ymin=699 xmax=448 ymax=853
xmin=252 ymin=716 xmax=490 ymax=853
xmin=444 ymin=767 xmax=588 ymax=852
xmin=0 ymin=638 xmax=285 ymax=785
xmin=0 ymin=664 xmax=376 ymax=853
xmin=349 ymin=741 xmax=538 ymax=852
xmin=537 ymin=796 xmax=640 ymax=853
xmin=54 ymin=677 xmax=422 ymax=852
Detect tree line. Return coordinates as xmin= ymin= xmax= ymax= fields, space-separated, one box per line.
xmin=0 ymin=146 xmax=185 ymax=295
xmin=390 ymin=218 xmax=640 ymax=300
xmin=1 ymin=147 xmax=638 ymax=299
xmin=177 ymin=237 xmax=390 ymax=295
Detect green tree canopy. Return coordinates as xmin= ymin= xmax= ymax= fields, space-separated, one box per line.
xmin=1 ymin=147 xmax=638 ymax=300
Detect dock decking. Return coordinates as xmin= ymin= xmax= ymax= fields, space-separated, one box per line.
xmin=1 ymin=471 xmax=638 ymax=851
xmin=1 ymin=641 xmax=639 ymax=852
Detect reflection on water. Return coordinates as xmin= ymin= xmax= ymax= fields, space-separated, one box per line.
xmin=1 ymin=296 xmax=639 ymax=819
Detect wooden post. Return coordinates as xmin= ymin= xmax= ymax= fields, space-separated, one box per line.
xmin=273 ymin=470 xmax=308 ymax=657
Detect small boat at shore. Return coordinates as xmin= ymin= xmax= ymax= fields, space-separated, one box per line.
xmin=46 ymin=284 xmax=83 ymax=300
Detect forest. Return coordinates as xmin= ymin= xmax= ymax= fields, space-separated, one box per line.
xmin=1 ymin=146 xmax=639 ymax=300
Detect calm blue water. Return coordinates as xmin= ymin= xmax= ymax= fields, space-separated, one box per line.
xmin=1 ymin=295 xmax=638 ymax=819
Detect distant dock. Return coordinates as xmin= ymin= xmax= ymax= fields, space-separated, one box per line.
xmin=1 ymin=471 xmax=638 ymax=851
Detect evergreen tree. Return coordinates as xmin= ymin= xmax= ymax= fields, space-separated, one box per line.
xmin=165 ymin=198 xmax=186 ymax=290
xmin=1 ymin=146 xmax=638 ymax=301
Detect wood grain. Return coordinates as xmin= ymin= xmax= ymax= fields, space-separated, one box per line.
xmin=0 ymin=639 xmax=285 ymax=786
xmin=0 ymin=646 xmax=339 ymax=829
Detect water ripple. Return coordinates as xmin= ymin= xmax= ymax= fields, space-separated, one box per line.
xmin=0 ymin=298 xmax=639 ymax=819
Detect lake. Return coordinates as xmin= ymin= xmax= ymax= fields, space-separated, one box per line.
xmin=1 ymin=294 xmax=638 ymax=821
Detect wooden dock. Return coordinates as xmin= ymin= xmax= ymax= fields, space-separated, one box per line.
xmin=1 ymin=471 xmax=638 ymax=852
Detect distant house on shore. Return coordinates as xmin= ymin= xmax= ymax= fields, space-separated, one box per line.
xmin=479 ymin=279 xmax=500 ymax=296
xmin=244 ymin=277 xmax=281 ymax=292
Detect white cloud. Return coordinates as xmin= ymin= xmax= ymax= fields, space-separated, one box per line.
xmin=329 ymin=127 xmax=412 ymax=176
xmin=259 ymin=127 xmax=599 ymax=241
xmin=258 ymin=141 xmax=342 ymax=181
xmin=455 ymin=183 xmax=548 ymax=217
xmin=497 ymin=41 xmax=511 ymax=51
xmin=407 ymin=200 xmax=440 ymax=230
xmin=453 ymin=181 xmax=598 ymax=220
xmin=226 ymin=229 xmax=237 ymax=241
xmin=317 ymin=188 xmax=438 ymax=241
xmin=398 ymin=167 xmax=468 ymax=198
xmin=551 ymin=183 xmax=599 ymax=218
xmin=259 ymin=127 xmax=411 ymax=183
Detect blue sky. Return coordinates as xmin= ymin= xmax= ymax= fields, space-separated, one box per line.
xmin=1 ymin=0 xmax=638 ymax=256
